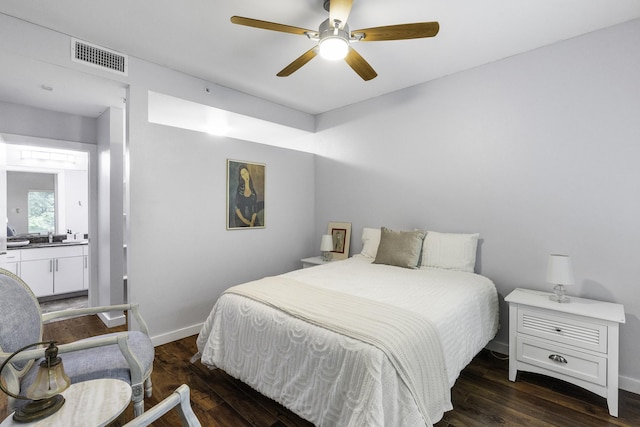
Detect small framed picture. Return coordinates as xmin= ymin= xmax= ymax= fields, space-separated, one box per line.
xmin=227 ymin=160 xmax=265 ymax=229
xmin=327 ymin=221 xmax=351 ymax=260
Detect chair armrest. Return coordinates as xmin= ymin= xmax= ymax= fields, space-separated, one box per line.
xmin=123 ymin=384 xmax=201 ymax=427
xmin=42 ymin=304 xmax=131 ymax=321
xmin=1 ymin=334 xmax=129 ymax=364
xmin=2 ymin=333 xmax=146 ymax=396
xmin=42 ymin=303 xmax=150 ymax=335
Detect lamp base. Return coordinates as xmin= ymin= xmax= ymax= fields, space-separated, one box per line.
xmin=321 ymin=251 xmax=332 ymax=262
xmin=549 ymin=284 xmax=570 ymax=303
xmin=13 ymin=394 xmax=65 ymax=423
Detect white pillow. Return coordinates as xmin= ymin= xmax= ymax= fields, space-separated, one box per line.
xmin=360 ymin=227 xmax=381 ymax=258
xmin=422 ymin=231 xmax=479 ymax=273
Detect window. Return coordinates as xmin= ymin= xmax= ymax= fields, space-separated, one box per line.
xmin=28 ymin=190 xmax=55 ymax=234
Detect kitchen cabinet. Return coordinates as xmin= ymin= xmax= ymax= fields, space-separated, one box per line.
xmin=19 ymin=245 xmax=85 ymax=297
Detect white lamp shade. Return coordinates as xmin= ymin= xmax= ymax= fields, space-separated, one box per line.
xmin=546 ymin=254 xmax=575 ymax=285
xmin=320 ymin=234 xmax=334 ymax=252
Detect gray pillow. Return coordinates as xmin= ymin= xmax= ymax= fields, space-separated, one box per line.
xmin=373 ymin=227 xmax=426 ymax=269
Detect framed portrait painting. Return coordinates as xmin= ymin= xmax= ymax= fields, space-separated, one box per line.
xmin=327 ymin=221 xmax=351 ymax=260
xmin=227 ymin=160 xmax=265 ymax=229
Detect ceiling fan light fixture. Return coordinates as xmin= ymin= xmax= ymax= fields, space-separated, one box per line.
xmin=230 ymin=2 xmax=439 ymax=80
xmin=319 ymin=36 xmax=349 ymax=60
xmin=318 ymin=18 xmax=350 ymax=60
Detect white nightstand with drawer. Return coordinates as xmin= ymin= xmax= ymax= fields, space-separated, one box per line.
xmin=505 ymin=288 xmax=625 ymax=417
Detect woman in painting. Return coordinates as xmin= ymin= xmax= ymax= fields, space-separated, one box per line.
xmin=234 ymin=164 xmax=260 ymax=227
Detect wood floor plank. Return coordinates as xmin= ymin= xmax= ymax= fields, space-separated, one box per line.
xmin=1 ymin=315 xmax=638 ymax=427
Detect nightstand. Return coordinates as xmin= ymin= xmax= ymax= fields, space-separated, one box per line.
xmin=300 ymin=256 xmax=331 ymax=268
xmin=505 ymin=288 xmax=625 ymax=417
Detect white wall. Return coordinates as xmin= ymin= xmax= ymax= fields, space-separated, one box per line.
xmin=125 ymin=64 xmax=316 ymax=344
xmin=125 ymin=118 xmax=316 ymax=344
xmin=63 ymin=169 xmax=89 ymax=236
xmin=0 ymin=102 xmax=97 ymax=144
xmin=313 ymin=19 xmax=640 ymax=392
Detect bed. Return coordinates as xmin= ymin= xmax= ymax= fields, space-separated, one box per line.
xmin=195 ymin=228 xmax=499 ymax=426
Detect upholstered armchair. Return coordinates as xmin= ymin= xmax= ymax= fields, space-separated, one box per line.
xmin=0 ymin=268 xmax=154 ymax=417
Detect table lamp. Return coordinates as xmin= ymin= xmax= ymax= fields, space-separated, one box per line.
xmin=547 ymin=254 xmax=574 ymax=303
xmin=320 ymin=234 xmax=333 ymax=262
xmin=0 ymin=341 xmax=71 ymax=422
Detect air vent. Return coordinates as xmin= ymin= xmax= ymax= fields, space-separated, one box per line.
xmin=71 ymin=38 xmax=128 ymax=76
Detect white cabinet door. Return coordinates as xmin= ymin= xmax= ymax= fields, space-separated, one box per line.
xmin=20 ymin=259 xmax=54 ymax=297
xmin=0 ymin=250 xmax=20 ymax=276
xmin=19 ymin=246 xmax=86 ymax=297
xmin=54 ymin=256 xmax=85 ymax=294
xmin=0 ymin=261 xmax=20 ymax=275
xmin=0 ymin=251 xmax=21 ymax=276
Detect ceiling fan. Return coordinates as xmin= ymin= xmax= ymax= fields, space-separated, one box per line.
xmin=230 ymin=0 xmax=439 ymax=81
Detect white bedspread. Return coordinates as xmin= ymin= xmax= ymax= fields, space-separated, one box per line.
xmin=196 ymin=256 xmax=499 ymax=427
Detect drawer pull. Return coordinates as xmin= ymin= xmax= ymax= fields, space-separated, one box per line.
xmin=554 ymin=327 xmax=562 ymax=332
xmin=548 ymin=354 xmax=568 ymax=364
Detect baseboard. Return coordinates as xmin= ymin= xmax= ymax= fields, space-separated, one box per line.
xmin=97 ymin=311 xmax=126 ymax=328
xmin=150 ymin=322 xmax=203 ymax=347
xmin=620 ymin=375 xmax=640 ymax=395
xmin=487 ymin=339 xmax=640 ymax=396
xmin=485 ymin=339 xmax=509 ymax=356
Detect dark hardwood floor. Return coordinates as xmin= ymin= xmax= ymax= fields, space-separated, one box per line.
xmin=1 ymin=315 xmax=638 ymax=426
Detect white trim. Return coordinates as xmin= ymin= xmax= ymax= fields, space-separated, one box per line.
xmin=97 ymin=310 xmax=126 ymax=328
xmin=620 ymin=375 xmax=640 ymax=395
xmin=150 ymin=323 xmax=203 ymax=347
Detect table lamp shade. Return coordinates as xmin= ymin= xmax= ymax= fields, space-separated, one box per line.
xmin=320 ymin=235 xmax=334 ymax=252
xmin=320 ymin=234 xmax=333 ymax=262
xmin=26 ymin=357 xmax=71 ymax=400
xmin=546 ymin=254 xmax=575 ymax=285
xmin=0 ymin=341 xmax=71 ymax=422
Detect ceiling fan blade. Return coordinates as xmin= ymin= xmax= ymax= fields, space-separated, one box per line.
xmin=329 ymin=0 xmax=353 ymax=29
xmin=353 ymin=22 xmax=440 ymax=41
xmin=231 ymin=16 xmax=314 ymax=36
xmin=277 ymin=47 xmax=319 ymax=77
xmin=344 ymin=48 xmax=377 ymax=81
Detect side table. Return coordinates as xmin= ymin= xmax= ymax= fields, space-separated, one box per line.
xmin=1 ymin=378 xmax=131 ymax=427
xmin=505 ymin=288 xmax=625 ymax=417
xmin=300 ymin=256 xmax=333 ymax=268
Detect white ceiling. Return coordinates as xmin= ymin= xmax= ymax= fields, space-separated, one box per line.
xmin=1 ymin=0 xmax=639 ymax=117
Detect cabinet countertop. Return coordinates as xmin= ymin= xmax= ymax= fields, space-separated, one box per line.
xmin=7 ymin=241 xmax=88 ymax=250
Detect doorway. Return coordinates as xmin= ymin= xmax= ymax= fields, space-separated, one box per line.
xmin=4 ymin=139 xmax=93 ymax=308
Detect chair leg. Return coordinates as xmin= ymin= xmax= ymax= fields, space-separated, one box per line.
xmin=144 ymin=376 xmax=153 ymax=398
xmin=133 ymin=400 xmax=144 ymax=417
xmin=132 ymin=383 xmax=145 ymax=417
